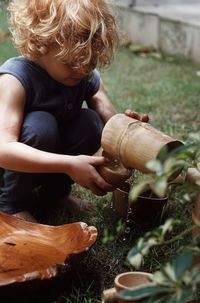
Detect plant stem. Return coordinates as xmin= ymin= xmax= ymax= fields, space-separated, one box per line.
xmin=157 ymin=225 xmax=194 ymax=247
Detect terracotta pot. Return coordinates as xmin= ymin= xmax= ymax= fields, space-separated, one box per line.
xmin=112 ymin=183 xmax=130 ymax=219
xmin=98 ymin=151 xmax=132 ymax=188
xmin=112 ymin=186 xmax=168 ymax=228
xmin=102 ymin=271 xmax=153 ymax=303
xmin=101 ymin=114 xmax=183 ymax=176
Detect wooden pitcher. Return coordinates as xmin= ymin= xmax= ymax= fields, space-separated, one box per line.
xmin=101 ymin=114 xmax=183 ymax=174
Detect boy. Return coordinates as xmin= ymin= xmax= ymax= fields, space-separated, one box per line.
xmin=0 ymin=0 xmax=148 ymax=222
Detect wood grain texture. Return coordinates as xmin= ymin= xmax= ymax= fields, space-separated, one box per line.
xmin=0 ymin=212 xmax=97 ymax=287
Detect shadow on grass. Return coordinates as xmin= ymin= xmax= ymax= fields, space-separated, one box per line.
xmin=0 ymin=258 xmax=102 ymax=303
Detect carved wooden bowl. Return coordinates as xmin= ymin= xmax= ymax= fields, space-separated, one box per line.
xmin=0 ymin=211 xmax=97 ymax=291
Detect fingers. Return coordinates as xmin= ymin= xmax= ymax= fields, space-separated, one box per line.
xmin=90 ymin=178 xmax=114 ymax=196
xmin=141 ymin=114 xmax=149 ymax=122
xmin=90 ymin=155 xmax=110 ymax=166
xmin=124 ymin=109 xmax=149 ymax=122
xmin=86 ymin=180 xmax=112 ymax=196
xmin=124 ymin=109 xmax=141 ymax=120
xmin=88 ymin=169 xmax=114 ymax=196
xmin=89 ymin=184 xmax=108 ymax=196
xmin=95 ymin=174 xmax=114 ymax=191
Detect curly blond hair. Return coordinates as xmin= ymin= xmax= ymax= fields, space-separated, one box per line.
xmin=8 ymin=0 xmax=118 ymax=73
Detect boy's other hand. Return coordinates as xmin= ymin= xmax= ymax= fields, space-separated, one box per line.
xmin=124 ymin=109 xmax=149 ymax=122
xmin=68 ymin=155 xmax=114 ymax=196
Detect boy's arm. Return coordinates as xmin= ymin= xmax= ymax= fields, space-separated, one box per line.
xmin=86 ymin=78 xmax=149 ymax=124
xmin=0 ymin=74 xmax=113 ymax=195
xmin=86 ymin=78 xmax=117 ymax=124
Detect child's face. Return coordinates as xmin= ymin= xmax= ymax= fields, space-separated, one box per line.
xmin=36 ymin=51 xmax=87 ymax=86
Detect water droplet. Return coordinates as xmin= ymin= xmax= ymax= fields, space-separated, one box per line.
xmin=127 ymin=207 xmax=132 ymax=214
xmin=125 ymin=227 xmax=131 ymax=234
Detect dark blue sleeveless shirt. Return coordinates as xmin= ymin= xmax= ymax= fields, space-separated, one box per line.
xmin=0 ymin=57 xmax=100 ymax=123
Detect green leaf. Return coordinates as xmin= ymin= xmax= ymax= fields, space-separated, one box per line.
xmin=127 ymin=246 xmax=143 ymax=269
xmin=153 ymin=270 xmax=174 ymax=287
xmin=163 ymin=158 xmax=176 ymax=173
xmin=162 ymin=264 xmax=177 ymax=283
xmin=161 ymin=218 xmax=177 ymax=236
xmin=164 ymin=296 xmax=180 ymax=303
xmin=172 ymin=252 xmax=194 ymax=279
xmin=146 ymin=159 xmax=163 ymax=174
xmin=118 ymin=284 xmax=169 ymax=301
xmin=169 ymin=287 xmax=194 ymax=303
xmin=150 ymin=178 xmax=168 ymax=197
xmin=129 ymin=180 xmax=150 ymax=202
xmin=193 ymin=234 xmax=200 ymax=246
xmin=169 ymin=142 xmax=198 ymax=158
xmin=129 ymin=252 xmax=143 ymax=269
xmin=189 ymin=265 xmax=200 ymax=284
xmin=157 ymin=146 xmax=170 ymax=163
xmin=147 ymin=295 xmax=170 ymax=303
xmin=177 ymin=288 xmax=195 ymax=303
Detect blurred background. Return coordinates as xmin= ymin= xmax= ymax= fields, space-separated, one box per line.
xmin=113 ymin=0 xmax=200 ymax=64
xmin=115 ymin=0 xmax=200 ymax=6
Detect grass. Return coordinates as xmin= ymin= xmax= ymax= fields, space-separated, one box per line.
xmin=0 ymin=2 xmax=199 ymax=303
xmin=0 ymin=2 xmax=17 ymax=61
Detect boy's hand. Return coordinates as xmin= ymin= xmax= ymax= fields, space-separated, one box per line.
xmin=124 ymin=109 xmax=149 ymax=122
xmin=67 ymin=155 xmax=113 ymax=196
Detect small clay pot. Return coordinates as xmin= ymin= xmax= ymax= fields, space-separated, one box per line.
xmin=102 ymin=271 xmax=153 ymax=303
xmin=98 ymin=151 xmax=132 ymax=189
xmin=102 ymin=288 xmax=117 ymax=303
xmin=112 ymin=186 xmax=168 ymax=228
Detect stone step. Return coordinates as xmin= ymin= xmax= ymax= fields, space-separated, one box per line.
xmin=114 ymin=0 xmax=200 ymax=7
xmin=114 ymin=3 xmax=200 ymax=63
xmin=136 ymin=0 xmax=200 ymax=5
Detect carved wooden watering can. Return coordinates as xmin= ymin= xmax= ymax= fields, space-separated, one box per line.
xmin=101 ymin=113 xmax=183 ymax=175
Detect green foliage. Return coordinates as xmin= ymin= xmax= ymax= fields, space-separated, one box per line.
xmin=129 ymin=142 xmax=200 ymax=201
xmin=119 ymin=251 xmax=200 ymax=303
xmin=128 ymin=219 xmax=181 ymax=269
xmin=102 ymin=219 xmax=125 ymax=244
xmin=121 ymin=142 xmax=200 ymax=303
xmin=63 ymin=283 xmax=98 ymax=303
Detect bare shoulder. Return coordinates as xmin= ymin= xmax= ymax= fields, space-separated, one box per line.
xmin=0 ymin=73 xmax=25 ymax=103
xmin=0 ymin=74 xmax=26 ymax=143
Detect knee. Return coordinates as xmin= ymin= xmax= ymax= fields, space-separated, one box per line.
xmin=80 ymin=108 xmax=104 ymax=140
xmin=20 ymin=111 xmax=60 ymax=151
xmin=72 ymin=109 xmax=104 ymax=155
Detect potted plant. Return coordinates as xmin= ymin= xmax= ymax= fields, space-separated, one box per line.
xmin=117 ymin=141 xmax=200 ymax=303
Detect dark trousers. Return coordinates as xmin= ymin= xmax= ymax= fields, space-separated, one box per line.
xmin=0 ymin=109 xmax=103 ymax=214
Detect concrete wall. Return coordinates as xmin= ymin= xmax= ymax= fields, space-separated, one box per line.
xmin=136 ymin=0 xmax=200 ymax=5
xmin=114 ymin=0 xmax=200 ymax=7
xmin=114 ymin=5 xmax=200 ymax=64
xmin=117 ymin=8 xmax=159 ymax=48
